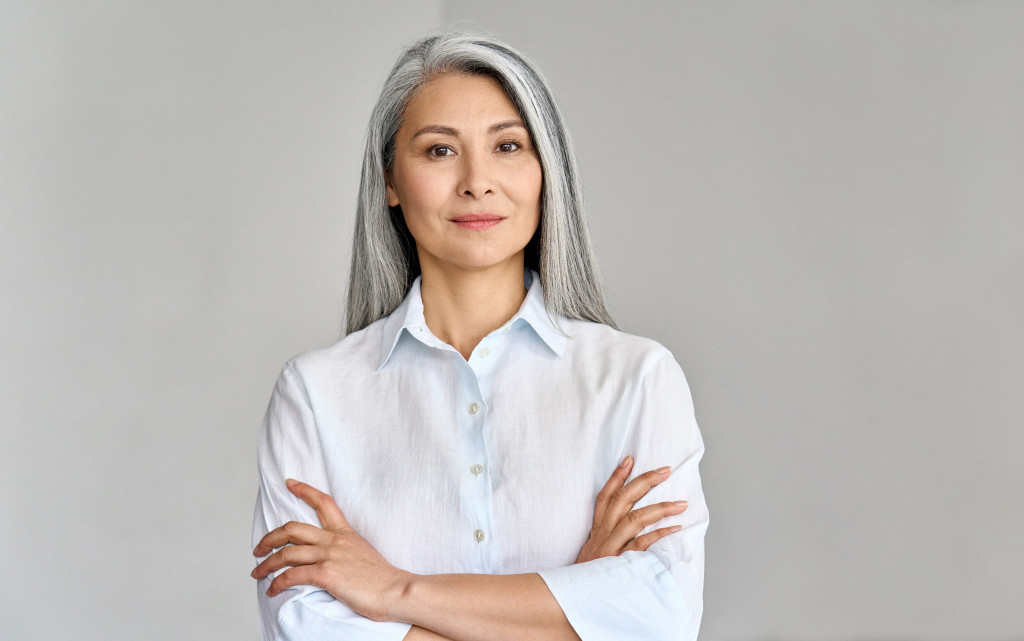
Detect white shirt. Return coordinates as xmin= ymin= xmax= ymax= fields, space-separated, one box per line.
xmin=252 ymin=271 xmax=708 ymax=641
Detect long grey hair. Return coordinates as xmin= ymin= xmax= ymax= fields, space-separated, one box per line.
xmin=345 ymin=32 xmax=615 ymax=334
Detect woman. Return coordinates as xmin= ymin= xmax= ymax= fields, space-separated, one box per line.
xmin=251 ymin=33 xmax=708 ymax=641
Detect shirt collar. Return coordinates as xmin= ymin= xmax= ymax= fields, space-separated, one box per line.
xmin=515 ymin=269 xmax=567 ymax=357
xmin=377 ymin=269 xmax=566 ymax=369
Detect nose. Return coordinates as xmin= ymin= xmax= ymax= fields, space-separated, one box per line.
xmin=456 ymin=151 xmax=494 ymax=199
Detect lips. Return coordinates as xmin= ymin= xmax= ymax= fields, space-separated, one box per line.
xmin=451 ymin=213 xmax=504 ymax=230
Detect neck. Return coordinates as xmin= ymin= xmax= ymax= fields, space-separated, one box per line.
xmin=419 ymin=259 xmax=528 ymax=361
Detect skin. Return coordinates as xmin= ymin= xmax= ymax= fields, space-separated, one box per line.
xmin=385 ymin=73 xmax=543 ymax=360
xmin=252 ymin=73 xmax=689 ymax=641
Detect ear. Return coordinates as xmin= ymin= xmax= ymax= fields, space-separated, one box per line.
xmin=385 ymin=171 xmax=400 ymax=207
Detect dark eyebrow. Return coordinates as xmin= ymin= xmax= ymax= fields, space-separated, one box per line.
xmin=488 ymin=119 xmax=527 ymax=134
xmin=411 ymin=125 xmax=459 ymax=139
xmin=410 ymin=120 xmax=527 ymax=140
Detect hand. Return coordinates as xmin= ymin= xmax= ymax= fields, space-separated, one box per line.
xmin=575 ymin=456 xmax=688 ymax=563
xmin=251 ymin=479 xmax=413 ymax=622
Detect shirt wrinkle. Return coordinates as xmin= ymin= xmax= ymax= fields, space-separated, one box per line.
xmin=254 ymin=273 xmax=707 ymax=641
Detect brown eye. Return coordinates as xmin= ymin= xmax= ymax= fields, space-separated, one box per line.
xmin=429 ymin=145 xmax=454 ymax=157
xmin=497 ymin=141 xmax=521 ymax=153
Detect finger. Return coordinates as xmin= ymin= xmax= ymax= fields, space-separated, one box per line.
xmin=609 ymin=500 xmax=688 ymax=546
xmin=253 ymin=520 xmax=326 ymax=557
xmin=602 ymin=465 xmax=673 ymax=528
xmin=286 ymin=479 xmax=349 ymax=530
xmin=251 ymin=543 xmax=323 ymax=580
xmin=593 ymin=456 xmax=634 ymax=526
xmin=266 ymin=564 xmax=324 ymax=598
xmin=626 ymin=524 xmax=684 ymax=552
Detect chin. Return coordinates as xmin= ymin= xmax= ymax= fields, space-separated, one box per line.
xmin=432 ymin=249 xmax=527 ymax=274
xmin=455 ymin=258 xmax=522 ymax=272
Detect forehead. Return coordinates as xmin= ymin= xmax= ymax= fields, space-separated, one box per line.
xmin=400 ymin=73 xmax=522 ymax=131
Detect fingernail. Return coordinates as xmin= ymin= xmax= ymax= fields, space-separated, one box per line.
xmin=657 ymin=466 xmax=671 ymax=475
xmin=674 ymin=501 xmax=688 ymax=508
xmin=670 ymin=525 xmax=683 ymax=533
xmin=285 ymin=478 xmax=298 ymax=488
xmin=250 ymin=568 xmax=257 ymax=578
xmin=620 ymin=456 xmax=632 ymax=467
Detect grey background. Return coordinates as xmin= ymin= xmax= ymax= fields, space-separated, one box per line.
xmin=1 ymin=1 xmax=1020 ymax=640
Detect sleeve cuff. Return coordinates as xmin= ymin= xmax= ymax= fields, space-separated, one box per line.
xmin=275 ymin=590 xmax=412 ymax=641
xmin=538 ymin=551 xmax=697 ymax=641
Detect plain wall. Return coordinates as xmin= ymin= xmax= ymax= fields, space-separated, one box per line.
xmin=2 ymin=1 xmax=1021 ymax=640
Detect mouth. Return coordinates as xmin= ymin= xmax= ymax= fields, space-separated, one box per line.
xmin=451 ymin=213 xmax=504 ymax=230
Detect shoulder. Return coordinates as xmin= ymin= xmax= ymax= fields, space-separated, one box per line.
xmin=559 ymin=318 xmax=684 ymax=380
xmin=281 ymin=316 xmax=389 ymax=390
xmin=558 ymin=319 xmax=696 ymax=421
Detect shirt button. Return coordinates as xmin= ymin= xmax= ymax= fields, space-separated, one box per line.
xmin=474 ymin=529 xmax=485 ymax=542
xmin=470 ymin=463 xmax=483 ymax=476
xmin=478 ymin=347 xmax=491 ymax=358
xmin=468 ymin=402 xmax=480 ymax=415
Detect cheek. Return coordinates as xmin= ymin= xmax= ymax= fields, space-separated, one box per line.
xmin=520 ymin=163 xmax=543 ymax=214
xmin=390 ymin=162 xmax=449 ymax=213
xmin=404 ymin=172 xmax=448 ymax=212
xmin=501 ymin=154 xmax=542 ymax=204
xmin=397 ymin=175 xmax=445 ymax=243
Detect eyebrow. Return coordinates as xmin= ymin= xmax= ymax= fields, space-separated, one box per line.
xmin=488 ymin=119 xmax=527 ymax=134
xmin=410 ymin=119 xmax=527 ymax=139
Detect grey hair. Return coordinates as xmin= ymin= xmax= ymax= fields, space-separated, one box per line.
xmin=345 ymin=32 xmax=615 ymax=334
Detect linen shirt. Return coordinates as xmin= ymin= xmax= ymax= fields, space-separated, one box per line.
xmin=252 ymin=271 xmax=709 ymax=641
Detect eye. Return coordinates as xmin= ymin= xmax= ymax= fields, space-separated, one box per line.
xmin=496 ymin=140 xmax=522 ymax=153
xmin=427 ymin=145 xmax=455 ymax=158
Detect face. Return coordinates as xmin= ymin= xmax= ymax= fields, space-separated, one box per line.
xmin=386 ymin=73 xmax=543 ymax=277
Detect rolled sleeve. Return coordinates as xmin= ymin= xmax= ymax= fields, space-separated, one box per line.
xmin=539 ymin=551 xmax=697 ymax=641
xmin=541 ymin=350 xmax=708 ymax=641
xmin=252 ymin=361 xmax=413 ymax=641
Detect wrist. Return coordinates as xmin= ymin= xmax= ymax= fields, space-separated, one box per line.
xmin=385 ymin=570 xmax=421 ymax=623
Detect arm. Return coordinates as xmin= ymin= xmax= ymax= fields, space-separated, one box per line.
xmin=255 ymin=354 xmax=706 ymax=641
xmin=391 ymin=460 xmax=688 ymax=641
xmin=253 ymin=362 xmax=413 ymax=641
xmin=398 ymin=573 xmax=580 ymax=641
xmin=254 ymin=478 xmax=579 ymax=641
xmin=537 ymin=352 xmax=708 ymax=641
xmin=408 ymin=401 xmax=706 ymax=641
xmin=404 ymin=628 xmax=455 ymax=641
xmin=255 ymin=463 xmax=686 ymax=641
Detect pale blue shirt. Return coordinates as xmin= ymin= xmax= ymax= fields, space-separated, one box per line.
xmin=252 ymin=271 xmax=708 ymax=640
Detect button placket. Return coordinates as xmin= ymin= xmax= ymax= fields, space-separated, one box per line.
xmin=458 ymin=350 xmax=494 ymax=568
